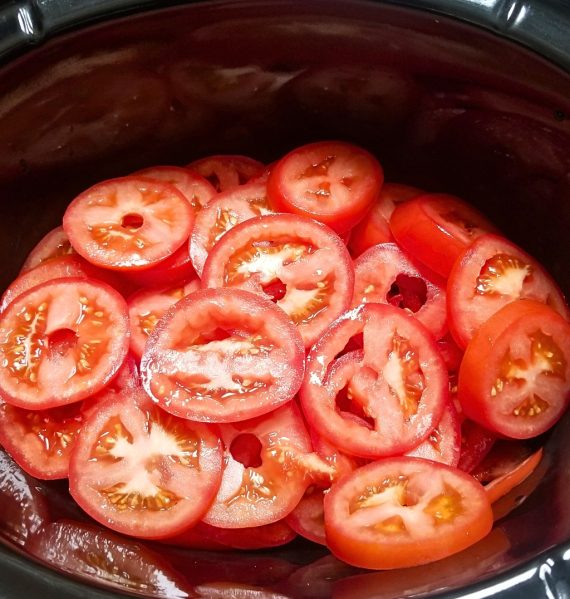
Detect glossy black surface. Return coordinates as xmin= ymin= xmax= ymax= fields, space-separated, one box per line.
xmin=0 ymin=1 xmax=570 ymax=597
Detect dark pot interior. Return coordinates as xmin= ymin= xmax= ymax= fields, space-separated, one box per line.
xmin=0 ymin=1 xmax=570 ymax=597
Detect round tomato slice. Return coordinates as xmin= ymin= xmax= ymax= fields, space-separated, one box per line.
xmin=20 ymin=226 xmax=75 ymax=272
xmin=0 ymin=278 xmax=129 ymax=409
xmin=352 ymin=243 xmax=447 ymax=340
xmin=202 ymin=402 xmax=311 ymax=528
xmin=390 ymin=193 xmax=497 ymax=278
xmin=300 ymin=303 xmax=447 ymax=458
xmin=69 ymin=390 xmax=222 ymax=539
xmin=267 ymin=141 xmax=384 ymax=234
xmin=190 ymin=178 xmax=273 ymax=276
xmin=447 ymin=233 xmax=570 ymax=348
xmin=202 ymin=214 xmax=354 ymax=348
xmin=348 ymin=183 xmax=422 ymax=257
xmin=286 ymin=488 xmax=327 ymax=546
xmin=141 ymin=288 xmax=304 ymax=422
xmin=458 ymin=299 xmax=570 ymax=439
xmin=323 ymin=457 xmax=493 ymax=569
xmin=63 ymin=176 xmax=194 ymax=271
xmin=135 ymin=165 xmax=216 ymax=211
xmin=187 ymin=155 xmax=265 ymax=192
xmin=128 ymin=278 xmax=201 ymax=359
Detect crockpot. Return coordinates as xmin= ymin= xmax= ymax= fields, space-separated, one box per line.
xmin=0 ymin=1 xmax=569 ymax=597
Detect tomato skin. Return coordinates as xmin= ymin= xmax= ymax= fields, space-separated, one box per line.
xmin=20 ymin=226 xmax=75 ymax=272
xmin=447 ymin=233 xmax=570 ymax=349
xmin=267 ymin=141 xmax=384 ymax=234
xmin=324 ymin=457 xmax=493 ymax=570
xmin=187 ymin=155 xmax=265 ymax=192
xmin=458 ymin=300 xmax=570 ymax=439
xmin=390 ymin=193 xmax=497 ymax=278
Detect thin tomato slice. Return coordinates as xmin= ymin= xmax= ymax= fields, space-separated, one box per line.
xmin=352 ymin=243 xmax=447 ymax=340
xmin=286 ymin=488 xmax=327 ymax=545
xmin=141 ymin=288 xmax=304 ymax=422
xmin=20 ymin=226 xmax=75 ymax=272
xmin=300 ymin=304 xmax=448 ymax=458
xmin=267 ymin=141 xmax=383 ymax=234
xmin=63 ymin=176 xmax=194 ymax=271
xmin=457 ymin=419 xmax=496 ymax=473
xmin=447 ymin=233 xmax=570 ymax=348
xmin=187 ymin=155 xmax=265 ymax=192
xmin=69 ymin=390 xmax=222 ymax=539
xmin=0 ymin=278 xmax=129 ymax=409
xmin=202 ymin=214 xmax=354 ymax=348
xmin=458 ymin=299 xmax=570 ymax=439
xmin=202 ymin=403 xmax=311 ymax=528
xmin=324 ymin=457 xmax=493 ymax=569
xmin=390 ymin=193 xmax=497 ymax=278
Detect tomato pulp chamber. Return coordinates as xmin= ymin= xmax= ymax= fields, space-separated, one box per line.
xmin=0 ymin=0 xmax=570 ymax=597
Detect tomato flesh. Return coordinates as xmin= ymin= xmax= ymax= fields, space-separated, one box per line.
xmin=187 ymin=155 xmax=265 ymax=192
xmin=21 ymin=226 xmax=75 ymax=272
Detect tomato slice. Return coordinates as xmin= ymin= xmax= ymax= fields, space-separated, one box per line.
xmin=190 ymin=178 xmax=273 ymax=276
xmin=127 ymin=278 xmax=200 ymax=359
xmin=447 ymin=233 xmax=570 ymax=348
xmin=390 ymin=193 xmax=497 ymax=278
xmin=458 ymin=299 xmax=570 ymax=439
xmin=267 ymin=141 xmax=384 ymax=234
xmin=457 ymin=419 xmax=496 ymax=473
xmin=323 ymin=457 xmax=493 ymax=569
xmin=63 ymin=176 xmax=194 ymax=271
xmin=27 ymin=520 xmax=192 ymax=596
xmin=202 ymin=402 xmax=311 ymax=528
xmin=187 ymin=155 xmax=265 ymax=192
xmin=141 ymin=288 xmax=304 ymax=422
xmin=348 ymin=183 xmax=422 ymax=257
xmin=135 ymin=165 xmax=216 ymax=211
xmin=69 ymin=390 xmax=222 ymax=538
xmin=201 ymin=214 xmax=354 ymax=348
xmin=20 ymin=226 xmax=75 ymax=272
xmin=195 ymin=520 xmax=296 ymax=550
xmin=286 ymin=487 xmax=327 ymax=545
xmin=352 ymin=242 xmax=447 ymax=340
xmin=300 ymin=303 xmax=448 ymax=458
xmin=0 ymin=278 xmax=129 ymax=409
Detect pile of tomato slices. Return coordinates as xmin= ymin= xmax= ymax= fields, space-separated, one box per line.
xmin=0 ymin=141 xmax=568 ymax=571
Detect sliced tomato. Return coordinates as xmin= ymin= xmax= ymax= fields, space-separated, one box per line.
xmin=0 ymin=278 xmax=129 ymax=409
xmin=69 ymin=390 xmax=222 ymax=538
xmin=135 ymin=165 xmax=216 ymax=211
xmin=447 ymin=233 xmax=570 ymax=348
xmin=190 ymin=178 xmax=273 ymax=276
xmin=195 ymin=520 xmax=296 ymax=549
xmin=267 ymin=141 xmax=383 ymax=234
xmin=141 ymin=288 xmax=304 ymax=422
xmin=300 ymin=303 xmax=448 ymax=458
xmin=323 ymin=457 xmax=493 ymax=569
xmin=348 ymin=183 xmax=422 ymax=257
xmin=201 ymin=214 xmax=354 ymax=348
xmin=437 ymin=333 xmax=464 ymax=374
xmin=352 ymin=243 xmax=447 ymax=340
xmin=458 ymin=299 xmax=570 ymax=439
xmin=20 ymin=226 xmax=75 ymax=272
xmin=202 ymin=402 xmax=311 ymax=528
xmin=63 ymin=176 xmax=194 ymax=271
xmin=390 ymin=193 xmax=497 ymax=278
xmin=128 ymin=278 xmax=200 ymax=359
xmin=457 ymin=419 xmax=496 ymax=473
xmin=27 ymin=520 xmax=192 ymax=596
xmin=187 ymin=155 xmax=265 ymax=192
xmin=286 ymin=488 xmax=327 ymax=546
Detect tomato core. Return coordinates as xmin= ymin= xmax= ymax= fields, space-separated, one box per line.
xmin=121 ymin=213 xmax=145 ymax=230
xmin=230 ymin=433 xmax=263 ymax=468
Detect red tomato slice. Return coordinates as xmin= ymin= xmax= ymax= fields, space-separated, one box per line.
xmin=0 ymin=278 xmax=129 ymax=409
xmin=286 ymin=488 xmax=327 ymax=546
xmin=390 ymin=193 xmax=497 ymax=278
xmin=437 ymin=333 xmax=464 ymax=374
xmin=69 ymin=390 xmax=222 ymax=539
xmin=348 ymin=183 xmax=422 ymax=257
xmin=300 ymin=303 xmax=448 ymax=458
xmin=458 ymin=299 xmax=570 ymax=439
xmin=63 ymin=176 xmax=194 ymax=271
xmin=323 ymin=457 xmax=493 ymax=569
xmin=20 ymin=226 xmax=75 ymax=272
xmin=447 ymin=233 xmax=570 ymax=348
xmin=457 ymin=419 xmax=496 ymax=473
xmin=195 ymin=521 xmax=296 ymax=550
xmin=187 ymin=155 xmax=265 ymax=192
xmin=201 ymin=214 xmax=354 ymax=348
xmin=135 ymin=165 xmax=216 ymax=211
xmin=127 ymin=278 xmax=201 ymax=359
xmin=202 ymin=402 xmax=311 ymax=528
xmin=190 ymin=178 xmax=273 ymax=276
xmin=267 ymin=141 xmax=384 ymax=234
xmin=141 ymin=288 xmax=305 ymax=422
xmin=27 ymin=520 xmax=192 ymax=596
xmin=352 ymin=243 xmax=447 ymax=340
